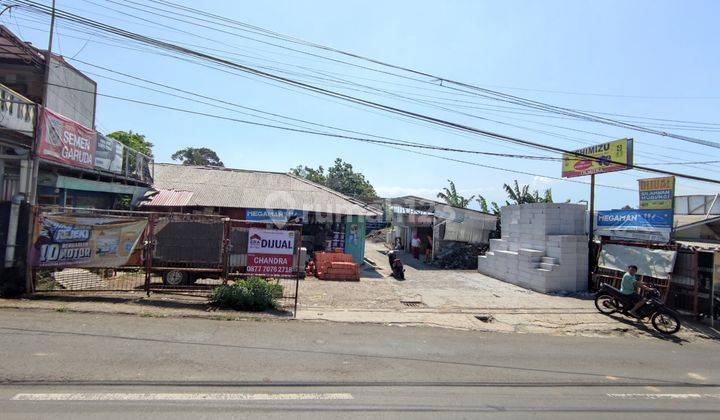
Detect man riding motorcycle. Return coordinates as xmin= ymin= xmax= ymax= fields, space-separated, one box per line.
xmin=620 ymin=265 xmax=654 ymax=318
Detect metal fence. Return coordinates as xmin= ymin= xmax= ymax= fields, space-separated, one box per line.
xmin=30 ymin=206 xmax=302 ymax=315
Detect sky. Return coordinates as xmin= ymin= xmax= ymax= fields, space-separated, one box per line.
xmin=4 ymin=0 xmax=719 ymax=210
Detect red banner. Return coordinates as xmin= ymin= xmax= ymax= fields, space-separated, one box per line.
xmin=36 ymin=107 xmax=96 ymax=169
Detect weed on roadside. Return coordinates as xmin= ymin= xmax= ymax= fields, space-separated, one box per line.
xmin=139 ymin=312 xmax=167 ymax=318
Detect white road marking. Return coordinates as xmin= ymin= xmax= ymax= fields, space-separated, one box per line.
xmin=607 ymin=393 xmax=720 ymax=400
xmin=688 ymin=372 xmax=708 ymax=381
xmin=12 ymin=393 xmax=354 ymax=401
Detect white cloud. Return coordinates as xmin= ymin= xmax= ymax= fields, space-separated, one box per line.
xmin=375 ymin=184 xmax=498 ymax=199
xmin=531 ymin=176 xmax=560 ymax=188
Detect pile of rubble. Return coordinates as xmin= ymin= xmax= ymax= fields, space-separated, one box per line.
xmin=432 ymin=242 xmax=489 ymax=269
xmin=366 ymin=228 xmax=390 ymax=243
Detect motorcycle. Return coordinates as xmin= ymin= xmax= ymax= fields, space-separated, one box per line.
xmin=594 ymin=283 xmax=682 ymax=335
xmin=387 ymin=250 xmax=405 ymax=280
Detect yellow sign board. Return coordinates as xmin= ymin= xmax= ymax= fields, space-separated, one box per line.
xmin=639 ymin=176 xmax=675 ymax=210
xmin=561 ymin=138 xmax=633 ymax=178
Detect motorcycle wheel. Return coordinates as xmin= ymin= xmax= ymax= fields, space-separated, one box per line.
xmin=651 ymin=311 xmax=681 ymax=335
xmin=594 ymin=294 xmax=618 ymax=315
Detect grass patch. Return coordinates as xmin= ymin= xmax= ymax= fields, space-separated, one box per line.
xmin=56 ymin=305 xmax=68 ymax=313
xmin=139 ymin=312 xmax=167 ymax=318
xmin=209 ymin=277 xmax=283 ymax=312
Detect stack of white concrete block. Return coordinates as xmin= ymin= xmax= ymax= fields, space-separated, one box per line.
xmin=478 ymin=203 xmax=588 ymax=292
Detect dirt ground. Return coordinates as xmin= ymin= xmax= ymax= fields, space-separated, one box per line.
xmin=2 ymin=240 xmax=718 ymax=342
xmin=296 ymin=240 xmax=719 ymax=342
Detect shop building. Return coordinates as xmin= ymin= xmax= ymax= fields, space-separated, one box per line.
xmin=1 ymin=26 xmax=153 ymax=289
xmin=141 ymin=163 xmax=380 ymax=263
xmin=386 ymin=195 xmax=498 ymax=259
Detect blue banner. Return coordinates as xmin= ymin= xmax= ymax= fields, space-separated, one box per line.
xmin=246 ymin=208 xmax=304 ymax=223
xmin=596 ymin=209 xmax=673 ymax=242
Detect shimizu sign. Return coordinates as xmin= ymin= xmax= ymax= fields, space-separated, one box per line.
xmin=639 ymin=176 xmax=675 ymax=210
xmin=561 ymin=138 xmax=633 ymax=178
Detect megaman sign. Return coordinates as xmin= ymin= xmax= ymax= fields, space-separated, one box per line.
xmin=596 ymin=209 xmax=673 ymax=242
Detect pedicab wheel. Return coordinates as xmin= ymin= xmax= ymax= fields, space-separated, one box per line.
xmin=594 ymin=294 xmax=618 ymax=315
xmin=651 ymin=311 xmax=681 ymax=335
xmin=163 ymin=270 xmax=188 ymax=286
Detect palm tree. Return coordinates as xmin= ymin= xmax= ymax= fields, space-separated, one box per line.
xmin=437 ymin=180 xmax=475 ymax=208
xmin=477 ymin=179 xmax=557 ymax=214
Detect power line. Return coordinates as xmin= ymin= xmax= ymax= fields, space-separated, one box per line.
xmin=65 ymin=58 xmax=563 ymax=162
xmin=43 ymin=82 xmax=637 ymax=192
xmin=10 ymin=9 xmax=718 ymax=171
xmin=127 ymin=0 xmax=720 ymax=149
xmin=15 ymin=0 xmax=720 ymax=186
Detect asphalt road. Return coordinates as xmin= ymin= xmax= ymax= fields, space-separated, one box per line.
xmin=1 ymin=308 xmax=719 ymax=419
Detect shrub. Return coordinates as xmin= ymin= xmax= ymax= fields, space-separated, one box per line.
xmin=209 ymin=277 xmax=283 ymax=311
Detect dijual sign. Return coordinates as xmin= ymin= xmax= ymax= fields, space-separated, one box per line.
xmin=561 ymin=138 xmax=633 ymax=178
xmin=246 ymin=228 xmax=295 ymax=275
xmin=639 ymin=176 xmax=675 ymax=210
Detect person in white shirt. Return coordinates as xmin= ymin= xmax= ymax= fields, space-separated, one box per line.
xmin=411 ymin=234 xmax=421 ymax=259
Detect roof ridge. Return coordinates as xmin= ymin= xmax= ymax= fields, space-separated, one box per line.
xmin=155 ymin=162 xmax=291 ymax=176
xmin=285 ymin=172 xmax=379 ymax=213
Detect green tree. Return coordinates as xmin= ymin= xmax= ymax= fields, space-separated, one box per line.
xmin=437 ymin=180 xmax=475 ymax=208
xmin=477 ymin=180 xmax=556 ymax=215
xmin=107 ymin=130 xmax=153 ymax=157
xmin=171 ymin=147 xmax=224 ymax=166
xmin=290 ymin=158 xmax=377 ymax=200
xmin=290 ymin=165 xmax=327 ymax=185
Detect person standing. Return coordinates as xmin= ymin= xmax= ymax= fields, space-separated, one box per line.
xmin=424 ymin=235 xmax=433 ymax=263
xmin=411 ymin=234 xmax=421 ymax=259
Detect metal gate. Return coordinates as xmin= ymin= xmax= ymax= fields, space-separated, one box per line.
xmin=29 ymin=206 xmax=302 ymax=314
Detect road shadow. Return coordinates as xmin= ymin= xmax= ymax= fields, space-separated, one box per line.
xmin=678 ymin=317 xmax=720 ymax=341
xmin=380 ymin=249 xmax=446 ymax=272
xmin=360 ymin=262 xmax=385 ymax=279
xmin=18 ymin=293 xmax=293 ymax=318
xmin=606 ymin=313 xmax=688 ymax=344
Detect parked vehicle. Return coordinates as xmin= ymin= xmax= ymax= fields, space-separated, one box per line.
xmin=594 ymin=283 xmax=682 ymax=335
xmin=387 ymin=250 xmax=405 ymax=280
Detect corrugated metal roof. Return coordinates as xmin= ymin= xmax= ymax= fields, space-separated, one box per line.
xmin=143 ymin=189 xmax=193 ymax=207
xmin=674 ymin=214 xmax=720 ymax=228
xmin=149 ymin=164 xmax=380 ymax=216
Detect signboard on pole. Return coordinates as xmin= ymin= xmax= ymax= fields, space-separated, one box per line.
xmin=30 ymin=214 xmax=147 ymax=268
xmin=596 ymin=209 xmax=673 ymax=242
xmin=561 ymin=138 xmax=633 ymax=178
xmin=36 ymin=107 xmax=96 ymax=169
xmin=639 ymin=176 xmax=675 ymax=210
xmin=246 ymin=228 xmax=295 ymax=275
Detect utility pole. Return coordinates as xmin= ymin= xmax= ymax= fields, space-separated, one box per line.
xmin=23 ymin=0 xmax=56 ymax=292
xmin=28 ymin=0 xmax=56 ymax=206
xmin=587 ymin=174 xmax=595 ymax=290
